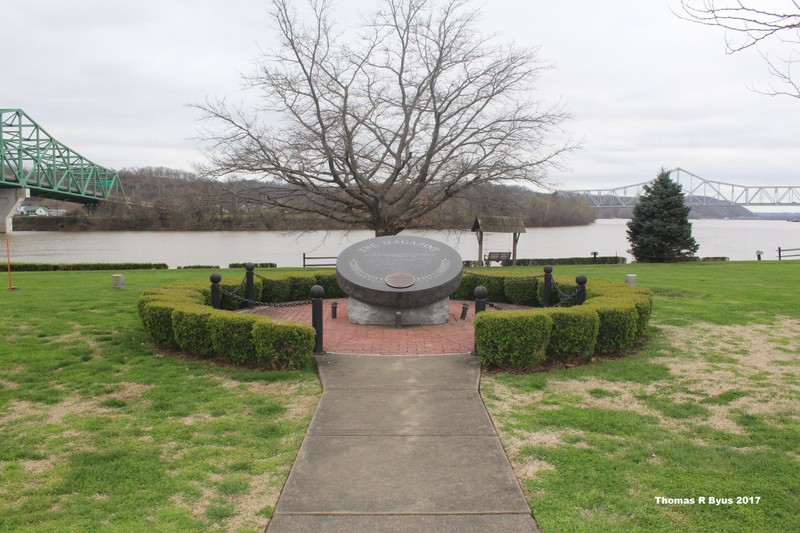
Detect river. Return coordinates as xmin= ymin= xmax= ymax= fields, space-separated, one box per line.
xmin=4 ymin=219 xmax=799 ymax=268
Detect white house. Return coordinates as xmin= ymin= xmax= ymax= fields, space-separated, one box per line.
xmin=17 ymin=205 xmax=50 ymax=216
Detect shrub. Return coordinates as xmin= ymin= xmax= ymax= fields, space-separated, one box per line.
xmin=10 ymin=262 xmax=168 ymax=271
xmin=286 ymin=274 xmax=318 ymax=301
xmin=504 ymin=276 xmax=539 ymax=305
xmin=465 ymin=271 xmax=653 ymax=367
xmin=475 ymin=311 xmax=552 ymax=369
xmin=172 ymin=304 xmax=218 ymax=357
xmin=313 ymin=271 xmax=346 ymax=299
xmin=584 ymin=298 xmax=639 ymax=354
xmin=252 ymin=320 xmax=316 ymax=370
xmin=209 ymin=313 xmax=260 ymax=363
xmin=228 ymin=262 xmax=277 ymax=268
xmin=628 ymin=291 xmax=653 ymax=339
xmin=260 ymin=277 xmax=292 ymax=304
xmin=452 ymin=272 xmax=506 ymax=302
xmin=542 ymin=306 xmax=600 ymax=360
xmin=504 ymin=256 xmax=626 ymax=266
xmin=216 ymin=277 xmax=250 ymax=310
xmin=140 ymin=301 xmax=180 ymax=349
xmin=137 ymin=281 xmax=316 ymax=368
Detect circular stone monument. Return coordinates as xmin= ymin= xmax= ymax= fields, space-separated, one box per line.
xmin=336 ymin=236 xmax=463 ymax=325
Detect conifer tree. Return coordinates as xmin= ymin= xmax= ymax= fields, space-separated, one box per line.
xmin=627 ymin=169 xmax=699 ymax=262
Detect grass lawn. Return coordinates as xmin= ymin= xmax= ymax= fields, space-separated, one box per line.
xmin=1 ymin=261 xmax=798 ymax=531
xmin=481 ymin=261 xmax=800 ymax=532
xmin=0 ymin=268 xmax=320 ymax=532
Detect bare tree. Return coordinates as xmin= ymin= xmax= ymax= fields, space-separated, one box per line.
xmin=196 ymin=0 xmax=573 ymax=236
xmin=680 ymin=1 xmax=800 ymax=98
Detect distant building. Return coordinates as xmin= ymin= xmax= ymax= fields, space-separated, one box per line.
xmin=17 ymin=205 xmax=50 ymax=216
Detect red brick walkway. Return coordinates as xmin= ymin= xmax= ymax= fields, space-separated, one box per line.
xmin=249 ymin=299 xmax=477 ymax=355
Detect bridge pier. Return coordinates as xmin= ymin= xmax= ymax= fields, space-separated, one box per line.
xmin=0 ymin=188 xmax=28 ymax=233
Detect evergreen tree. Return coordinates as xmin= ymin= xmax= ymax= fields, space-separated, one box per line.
xmin=627 ymin=169 xmax=699 ymax=262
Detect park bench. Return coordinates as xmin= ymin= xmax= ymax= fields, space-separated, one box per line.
xmin=302 ymin=253 xmax=337 ymax=267
xmin=484 ymin=251 xmax=511 ymax=264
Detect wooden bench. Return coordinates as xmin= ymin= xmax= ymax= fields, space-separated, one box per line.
xmin=302 ymin=253 xmax=337 ymax=267
xmin=484 ymin=251 xmax=511 ymax=264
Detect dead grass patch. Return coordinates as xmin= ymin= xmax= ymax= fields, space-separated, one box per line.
xmin=0 ymin=379 xmax=19 ymax=389
xmin=20 ymin=458 xmax=55 ymax=475
xmin=225 ymin=471 xmax=281 ymax=533
xmin=103 ymin=382 xmax=152 ymax=400
xmin=485 ymin=317 xmax=800 ymax=468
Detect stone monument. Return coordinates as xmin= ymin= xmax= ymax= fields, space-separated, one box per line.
xmin=336 ymin=236 xmax=463 ymax=325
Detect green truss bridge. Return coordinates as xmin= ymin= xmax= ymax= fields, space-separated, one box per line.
xmin=1 ymin=108 xmax=126 ymax=232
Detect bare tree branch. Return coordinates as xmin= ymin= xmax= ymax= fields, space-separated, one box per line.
xmin=679 ymin=1 xmax=800 ymax=98
xmin=195 ymin=0 xmax=575 ymax=235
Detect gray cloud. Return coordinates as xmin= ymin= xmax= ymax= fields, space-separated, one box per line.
xmin=2 ymin=0 xmax=797 ymax=193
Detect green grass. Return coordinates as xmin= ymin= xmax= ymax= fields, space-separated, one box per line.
xmin=0 ymin=268 xmax=320 ymax=532
xmin=3 ymin=261 xmax=799 ymax=532
xmin=481 ymin=261 xmax=800 ymax=532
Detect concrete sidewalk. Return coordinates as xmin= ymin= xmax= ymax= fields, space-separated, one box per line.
xmin=266 ymin=354 xmax=540 ymax=533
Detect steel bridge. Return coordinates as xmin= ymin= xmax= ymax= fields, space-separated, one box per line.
xmin=1 ymin=108 xmax=126 ymax=205
xmin=560 ymin=168 xmax=800 ymax=208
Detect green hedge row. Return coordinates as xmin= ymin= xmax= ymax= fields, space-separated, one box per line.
xmin=137 ymin=281 xmax=316 ymax=369
xmin=473 ymin=274 xmax=652 ymax=369
xmin=502 ymin=256 xmax=627 ymax=266
xmin=211 ymin=270 xmax=346 ymax=310
xmin=452 ymin=271 xmax=579 ymax=308
xmin=228 ymin=262 xmax=277 ymax=268
xmin=10 ymin=262 xmax=169 ymax=271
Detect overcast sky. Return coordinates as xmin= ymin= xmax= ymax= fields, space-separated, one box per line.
xmin=4 ymin=0 xmax=799 ymax=196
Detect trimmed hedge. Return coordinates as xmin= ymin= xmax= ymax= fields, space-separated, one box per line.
xmin=503 ymin=256 xmax=627 ymax=266
xmin=228 ymin=262 xmax=277 ymax=268
xmin=503 ymin=276 xmax=539 ymax=306
xmin=475 ymin=311 xmax=552 ymax=369
xmin=10 ymin=262 xmax=168 ymax=271
xmin=471 ymin=271 xmax=653 ymax=369
xmin=541 ymin=306 xmax=600 ymax=360
xmin=138 ymin=281 xmax=316 ymax=369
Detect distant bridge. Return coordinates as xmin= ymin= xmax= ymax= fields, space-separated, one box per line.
xmin=1 ymin=108 xmax=126 ymax=204
xmin=1 ymin=109 xmax=127 ymax=232
xmin=560 ymin=168 xmax=800 ymax=208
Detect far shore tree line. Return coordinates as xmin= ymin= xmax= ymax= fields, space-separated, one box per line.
xmin=19 ymin=166 xmax=596 ymax=232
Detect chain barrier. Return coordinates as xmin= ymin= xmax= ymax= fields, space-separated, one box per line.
xmin=551 ymin=279 xmax=579 ymax=307
xmin=216 ymin=272 xmax=313 ymax=308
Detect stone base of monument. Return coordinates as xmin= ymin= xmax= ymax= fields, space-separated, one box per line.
xmin=347 ymin=297 xmax=451 ymax=326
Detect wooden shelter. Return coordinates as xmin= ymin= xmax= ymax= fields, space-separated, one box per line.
xmin=471 ymin=216 xmax=526 ymax=266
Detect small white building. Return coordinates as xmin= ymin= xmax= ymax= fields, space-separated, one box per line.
xmin=17 ymin=205 xmax=50 ymax=216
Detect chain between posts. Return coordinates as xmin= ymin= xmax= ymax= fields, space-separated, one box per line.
xmin=211 ymin=271 xmax=312 ymax=308
xmin=551 ymin=280 xmax=580 ymax=307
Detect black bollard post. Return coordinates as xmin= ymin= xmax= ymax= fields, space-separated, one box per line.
xmin=543 ymin=265 xmax=553 ymax=307
xmin=474 ymin=285 xmax=488 ymax=314
xmin=331 ymin=301 xmax=338 ymax=319
xmin=395 ymin=311 xmax=403 ymax=329
xmin=210 ymin=273 xmax=222 ymax=309
xmin=311 ymin=285 xmax=324 ymax=354
xmin=245 ymin=263 xmax=255 ymax=302
xmin=461 ymin=302 xmax=470 ymax=320
xmin=575 ymin=274 xmax=587 ymax=305
xmin=473 ymin=286 xmax=488 ymax=355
